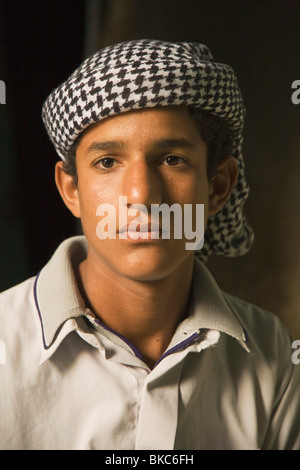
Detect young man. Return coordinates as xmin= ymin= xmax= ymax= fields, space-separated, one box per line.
xmin=0 ymin=39 xmax=299 ymax=450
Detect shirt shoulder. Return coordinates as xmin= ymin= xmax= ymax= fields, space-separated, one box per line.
xmin=0 ymin=277 xmax=42 ymax=360
xmin=0 ymin=276 xmax=37 ymax=322
xmin=223 ymin=292 xmax=293 ymax=370
xmin=224 ymin=292 xmax=292 ymax=339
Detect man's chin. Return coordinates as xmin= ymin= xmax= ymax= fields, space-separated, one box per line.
xmin=109 ymin=249 xmax=194 ymax=283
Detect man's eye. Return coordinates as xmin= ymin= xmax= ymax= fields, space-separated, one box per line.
xmin=96 ymin=157 xmax=116 ymax=169
xmin=162 ymin=155 xmax=185 ymax=166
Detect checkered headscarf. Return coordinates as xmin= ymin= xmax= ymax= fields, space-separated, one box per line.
xmin=42 ymin=39 xmax=254 ymax=261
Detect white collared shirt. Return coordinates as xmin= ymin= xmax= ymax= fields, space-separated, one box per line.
xmin=0 ymin=236 xmax=299 ymax=449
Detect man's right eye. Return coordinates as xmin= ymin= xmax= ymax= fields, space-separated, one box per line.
xmin=96 ymin=157 xmax=116 ymax=169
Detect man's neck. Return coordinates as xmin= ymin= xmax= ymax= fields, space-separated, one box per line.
xmin=76 ymin=254 xmax=194 ymax=368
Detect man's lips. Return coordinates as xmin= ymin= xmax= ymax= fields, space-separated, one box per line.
xmin=118 ymin=222 xmax=163 ymax=239
xmin=118 ymin=222 xmax=161 ymax=233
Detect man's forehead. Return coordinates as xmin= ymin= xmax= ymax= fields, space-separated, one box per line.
xmin=76 ymin=106 xmax=201 ymax=151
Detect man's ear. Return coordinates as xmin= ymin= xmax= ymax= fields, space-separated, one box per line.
xmin=55 ymin=161 xmax=81 ymax=218
xmin=208 ymin=157 xmax=239 ymax=216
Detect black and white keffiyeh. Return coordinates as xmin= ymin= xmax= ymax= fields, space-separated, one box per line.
xmin=42 ymin=39 xmax=254 ymax=261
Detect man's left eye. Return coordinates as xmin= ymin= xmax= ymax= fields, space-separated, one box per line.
xmin=162 ymin=155 xmax=185 ymax=166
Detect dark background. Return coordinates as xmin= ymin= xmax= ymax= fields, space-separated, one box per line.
xmin=1 ymin=0 xmax=300 ymax=337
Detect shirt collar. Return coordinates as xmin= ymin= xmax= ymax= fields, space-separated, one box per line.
xmin=34 ymin=236 xmax=249 ymax=354
xmin=34 ymin=236 xmax=90 ymax=350
xmin=188 ymin=258 xmax=249 ymax=351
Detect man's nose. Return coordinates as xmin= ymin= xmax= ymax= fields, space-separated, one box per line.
xmin=122 ymin=160 xmax=162 ymax=208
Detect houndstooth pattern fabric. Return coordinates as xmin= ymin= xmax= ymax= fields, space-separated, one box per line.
xmin=42 ymin=39 xmax=254 ymax=261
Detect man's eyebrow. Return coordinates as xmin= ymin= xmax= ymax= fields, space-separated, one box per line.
xmin=152 ymin=138 xmax=195 ymax=149
xmin=87 ymin=140 xmax=125 ymax=153
xmin=86 ymin=137 xmax=195 ymax=154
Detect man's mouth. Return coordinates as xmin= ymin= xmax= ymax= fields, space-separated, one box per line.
xmin=118 ymin=222 xmax=162 ymax=240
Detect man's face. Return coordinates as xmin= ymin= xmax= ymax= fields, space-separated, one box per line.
xmin=71 ymin=106 xmax=213 ymax=281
